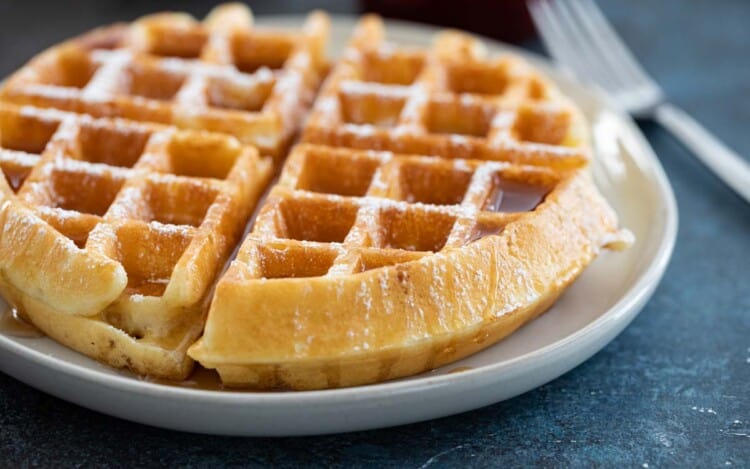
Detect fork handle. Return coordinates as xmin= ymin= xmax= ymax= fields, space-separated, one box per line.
xmin=654 ymin=103 xmax=750 ymax=203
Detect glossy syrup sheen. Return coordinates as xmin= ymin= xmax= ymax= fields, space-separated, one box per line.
xmin=0 ymin=303 xmax=231 ymax=389
xmin=136 ymin=366 xmax=229 ymax=391
xmin=147 ymin=364 xmax=479 ymax=391
xmin=468 ymin=223 xmax=504 ymax=243
xmin=447 ymin=366 xmax=475 ymax=374
xmin=484 ymin=179 xmax=548 ymax=213
xmin=2 ymin=167 xmax=30 ymax=193
xmin=0 ymin=306 xmax=44 ymax=338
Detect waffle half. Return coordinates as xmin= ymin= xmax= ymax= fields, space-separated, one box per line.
xmin=303 ymin=15 xmax=588 ymax=169
xmin=188 ymin=17 xmax=631 ymax=389
xmin=0 ymin=4 xmax=330 ymax=161
xmin=0 ymin=103 xmax=272 ymax=378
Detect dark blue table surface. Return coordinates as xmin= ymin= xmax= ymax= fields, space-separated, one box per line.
xmin=1 ymin=0 xmax=747 ymax=466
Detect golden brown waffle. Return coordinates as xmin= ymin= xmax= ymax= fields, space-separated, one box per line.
xmin=189 ymin=142 xmax=628 ymax=389
xmin=0 ymin=103 xmax=272 ymax=378
xmin=303 ymin=15 xmax=588 ymax=169
xmin=188 ymin=16 xmax=631 ymax=390
xmin=0 ymin=4 xmax=329 ymax=161
xmin=0 ymin=10 xmax=630 ymax=389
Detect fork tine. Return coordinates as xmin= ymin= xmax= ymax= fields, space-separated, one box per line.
xmin=530 ymin=0 xmax=617 ymax=90
xmin=545 ymin=0 xmax=623 ymax=91
xmin=529 ymin=0 xmax=662 ymax=112
xmin=569 ymin=0 xmax=657 ymax=89
xmin=528 ymin=0 xmax=593 ymax=80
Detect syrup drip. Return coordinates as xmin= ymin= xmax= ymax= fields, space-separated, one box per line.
xmin=3 ymin=170 xmax=28 ymax=193
xmin=484 ymin=179 xmax=547 ymax=213
xmin=447 ymin=366 xmax=475 ymax=374
xmin=468 ymin=223 xmax=504 ymax=243
xmin=138 ymin=366 xmax=227 ymax=391
xmin=0 ymin=306 xmax=44 ymax=338
xmin=65 ymin=231 xmax=90 ymax=249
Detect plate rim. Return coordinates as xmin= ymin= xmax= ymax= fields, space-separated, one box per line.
xmin=0 ymin=14 xmax=678 ymax=418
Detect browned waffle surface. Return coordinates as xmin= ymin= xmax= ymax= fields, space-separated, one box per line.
xmin=0 ymin=11 xmax=630 ymax=388
xmin=187 ymin=16 xmax=631 ymax=390
xmin=188 ymin=142 xmax=627 ymax=389
xmin=0 ymin=104 xmax=272 ymax=378
xmin=0 ymin=4 xmax=330 ymax=161
xmin=303 ymin=15 xmax=588 ymax=169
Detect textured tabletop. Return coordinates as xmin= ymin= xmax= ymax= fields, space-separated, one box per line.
xmin=1 ymin=0 xmax=748 ymax=466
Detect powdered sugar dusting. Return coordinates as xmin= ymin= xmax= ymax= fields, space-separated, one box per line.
xmin=339 ymin=80 xmax=411 ymax=99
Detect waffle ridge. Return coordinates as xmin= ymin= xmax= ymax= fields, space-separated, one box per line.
xmin=240 ymin=144 xmax=553 ymax=279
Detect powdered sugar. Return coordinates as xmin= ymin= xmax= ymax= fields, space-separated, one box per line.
xmin=342 ymin=123 xmax=377 ymax=137
xmin=339 ymin=80 xmax=411 ymax=99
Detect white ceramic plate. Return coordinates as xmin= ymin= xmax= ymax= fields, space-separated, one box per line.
xmin=0 ymin=16 xmax=677 ymax=436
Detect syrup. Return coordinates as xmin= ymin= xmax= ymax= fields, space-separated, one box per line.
xmin=3 ymin=169 xmax=27 ymax=193
xmin=139 ymin=366 xmax=227 ymax=391
xmin=0 ymin=306 xmax=44 ymax=338
xmin=447 ymin=366 xmax=475 ymax=374
xmin=468 ymin=223 xmax=504 ymax=243
xmin=484 ymin=179 xmax=548 ymax=213
xmin=65 ymin=230 xmax=90 ymax=249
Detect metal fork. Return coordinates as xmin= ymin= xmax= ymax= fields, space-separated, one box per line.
xmin=529 ymin=0 xmax=750 ymax=203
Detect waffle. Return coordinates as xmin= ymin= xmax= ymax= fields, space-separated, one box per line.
xmin=0 ymin=11 xmax=630 ymax=389
xmin=188 ymin=17 xmax=630 ymax=390
xmin=189 ymin=146 xmax=628 ymax=390
xmin=302 ymin=15 xmax=588 ymax=169
xmin=0 ymin=103 xmax=272 ymax=378
xmin=0 ymin=4 xmax=330 ymax=161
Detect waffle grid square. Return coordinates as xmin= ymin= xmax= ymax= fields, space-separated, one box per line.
xmin=1 ymin=5 xmax=329 ymax=160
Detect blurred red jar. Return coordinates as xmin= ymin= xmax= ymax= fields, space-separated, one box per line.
xmin=361 ymin=0 xmax=536 ymax=43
